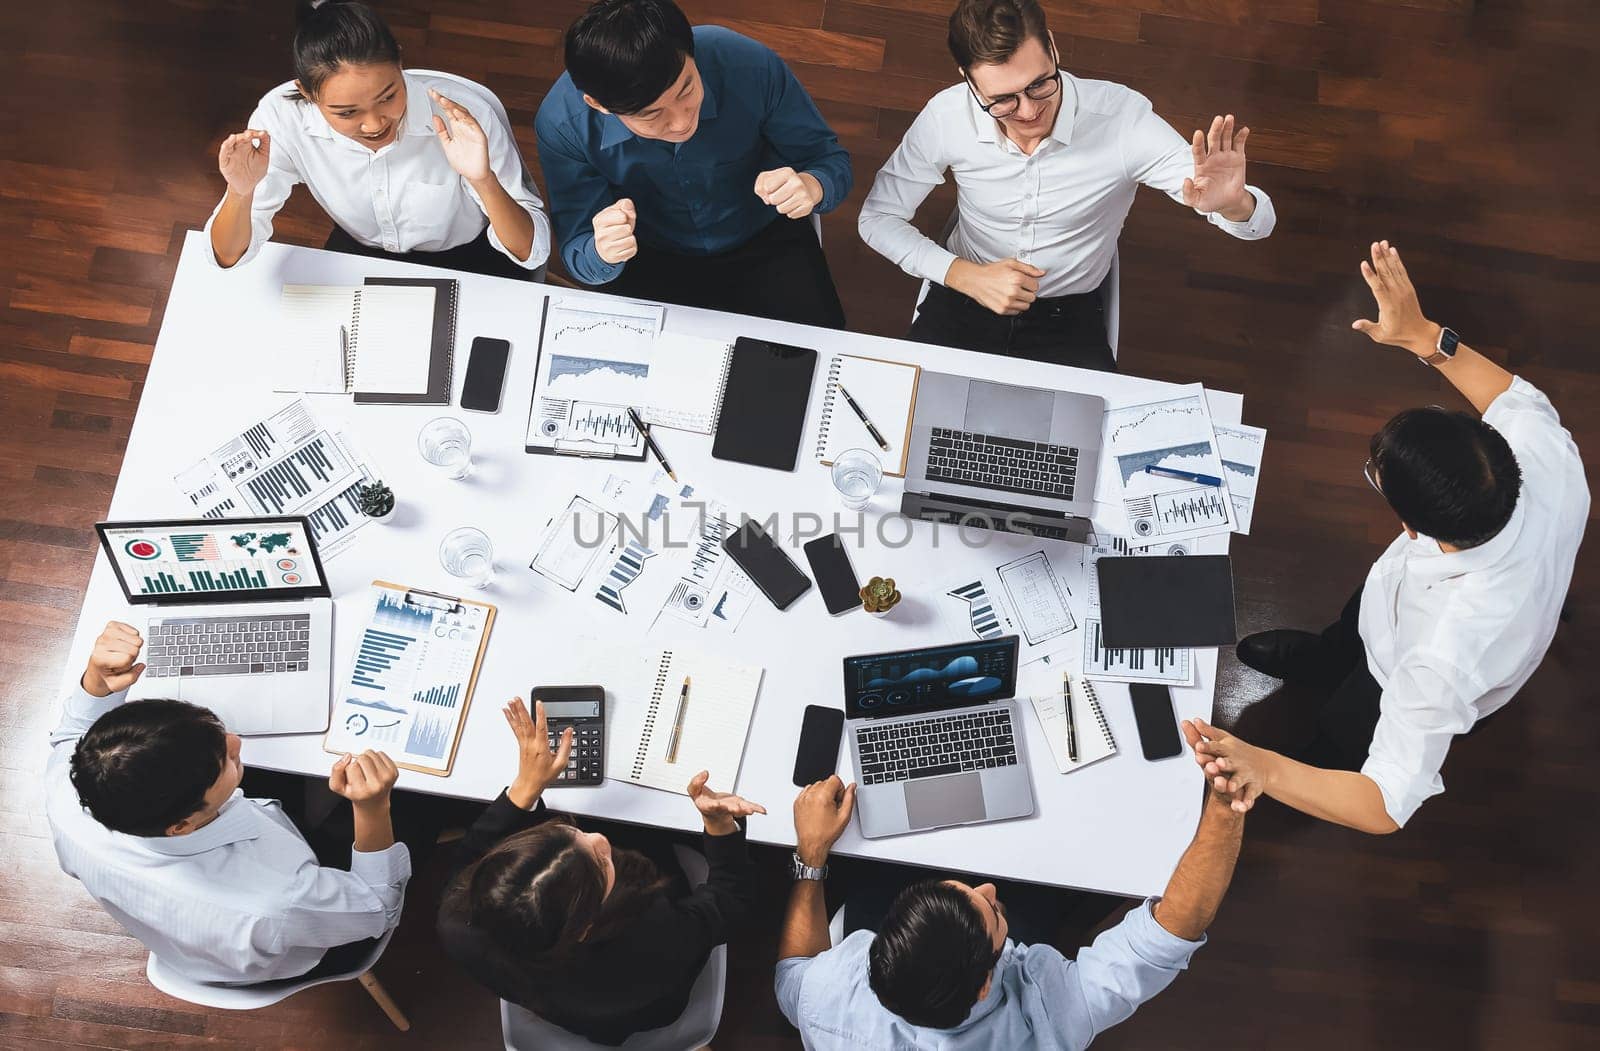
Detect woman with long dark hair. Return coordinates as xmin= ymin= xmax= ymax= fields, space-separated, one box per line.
xmin=438 ymin=697 xmax=763 ymax=1044
xmin=206 ymin=1 xmax=549 ymax=279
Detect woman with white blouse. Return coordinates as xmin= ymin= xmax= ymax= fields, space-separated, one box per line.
xmin=206 ymin=0 xmax=550 ymax=279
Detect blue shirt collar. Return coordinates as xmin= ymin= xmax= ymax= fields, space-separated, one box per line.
xmin=597 ymin=61 xmax=721 ymax=150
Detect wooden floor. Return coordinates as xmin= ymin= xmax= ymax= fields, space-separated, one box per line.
xmin=3 ymin=0 xmax=1598 ymax=1047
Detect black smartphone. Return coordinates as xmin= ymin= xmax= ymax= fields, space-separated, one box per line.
xmin=723 ymin=519 xmax=811 ymax=610
xmin=461 ymin=336 xmax=511 ymax=413
xmin=1129 ymin=683 xmax=1184 ymax=761
xmin=803 ymin=534 xmax=862 ymax=615
xmin=793 ymin=705 xmax=845 ymax=786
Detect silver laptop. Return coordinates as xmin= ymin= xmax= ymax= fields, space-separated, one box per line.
xmin=845 ymin=636 xmax=1034 ymax=839
xmin=96 ymin=515 xmax=334 ymax=735
xmin=900 ymin=372 xmax=1105 ymax=543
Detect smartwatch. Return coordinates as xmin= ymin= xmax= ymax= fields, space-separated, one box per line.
xmin=790 ymin=851 xmax=828 ymax=882
xmin=1419 ymin=326 xmax=1458 ymax=367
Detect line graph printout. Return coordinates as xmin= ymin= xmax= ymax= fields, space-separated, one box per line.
xmin=1214 ymin=423 xmax=1267 ymax=535
xmin=527 ymin=298 xmax=661 ymax=456
xmin=172 ymin=399 xmax=381 ymax=558
xmin=1103 ymin=385 xmax=1236 ymax=542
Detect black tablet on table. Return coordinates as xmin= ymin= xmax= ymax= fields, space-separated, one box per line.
xmin=1095 ymin=555 xmax=1238 ymax=648
xmin=711 ymin=337 xmax=818 ymax=471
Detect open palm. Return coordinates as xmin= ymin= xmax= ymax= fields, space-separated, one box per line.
xmin=430 ymin=88 xmax=491 ymax=183
xmin=1183 ymin=115 xmax=1249 ymax=215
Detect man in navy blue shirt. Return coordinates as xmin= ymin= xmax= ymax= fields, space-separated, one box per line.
xmin=536 ymin=0 xmax=852 ymax=328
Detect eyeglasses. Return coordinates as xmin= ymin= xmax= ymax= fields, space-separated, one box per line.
xmin=1362 ymin=459 xmax=1382 ymax=495
xmin=966 ymin=69 xmax=1062 ymax=119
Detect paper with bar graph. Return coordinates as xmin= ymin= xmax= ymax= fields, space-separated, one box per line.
xmin=1077 ymin=543 xmax=1194 ymax=686
xmin=324 ymin=581 xmax=496 ymax=775
xmin=172 ymin=398 xmax=383 ymax=559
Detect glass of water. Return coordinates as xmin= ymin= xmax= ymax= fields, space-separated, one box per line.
xmin=831 ymin=447 xmax=883 ymax=510
xmin=439 ymin=527 xmax=495 ymax=589
xmin=418 ymin=416 xmax=472 ymax=479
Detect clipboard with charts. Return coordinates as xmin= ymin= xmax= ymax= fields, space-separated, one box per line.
xmin=323 ymin=581 xmax=496 ymax=776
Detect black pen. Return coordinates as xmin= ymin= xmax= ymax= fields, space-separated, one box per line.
xmin=1063 ymin=672 xmax=1079 ymax=763
xmin=627 ymin=407 xmax=677 ymax=482
xmin=838 ymin=385 xmax=890 ymax=452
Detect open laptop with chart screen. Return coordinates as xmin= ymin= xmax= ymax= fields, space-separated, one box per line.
xmin=844 ymin=636 xmax=1034 ymax=839
xmin=95 ymin=516 xmax=333 ymax=735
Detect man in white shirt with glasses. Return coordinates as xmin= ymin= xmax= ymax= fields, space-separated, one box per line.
xmin=859 ymin=0 xmax=1276 ymax=370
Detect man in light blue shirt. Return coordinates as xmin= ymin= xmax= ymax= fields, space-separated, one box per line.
xmin=535 ymin=0 xmax=852 ymax=327
xmin=775 ymin=775 xmax=1245 ymax=1049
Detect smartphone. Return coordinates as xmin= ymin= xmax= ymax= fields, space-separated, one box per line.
xmin=461 ymin=336 xmax=511 ymax=413
xmin=1129 ymin=684 xmax=1184 ymax=761
xmin=793 ymin=705 xmax=845 ymax=786
xmin=723 ymin=519 xmax=811 ymax=610
xmin=803 ymin=534 xmax=862 ymax=615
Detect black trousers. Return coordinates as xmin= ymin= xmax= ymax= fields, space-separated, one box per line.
xmin=1303 ymin=588 xmax=1385 ymax=771
xmin=907 ymin=281 xmax=1117 ymax=373
xmin=323 ymin=224 xmax=541 ymax=282
xmin=608 ymin=215 xmax=847 ymax=330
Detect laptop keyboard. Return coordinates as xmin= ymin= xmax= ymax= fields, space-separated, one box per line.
xmin=856 ymin=707 xmax=1018 ymax=786
xmin=144 ymin=613 xmax=312 ymax=678
xmin=925 ymin=427 xmax=1078 ymax=500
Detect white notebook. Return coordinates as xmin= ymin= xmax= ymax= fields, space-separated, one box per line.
xmin=814 ymin=354 xmax=921 ymax=477
xmin=1029 ymin=674 xmax=1118 ymax=773
xmin=637 ymin=332 xmax=734 ymax=434
xmin=608 ymin=648 xmax=764 ymax=794
xmin=275 ymin=284 xmax=436 ymax=395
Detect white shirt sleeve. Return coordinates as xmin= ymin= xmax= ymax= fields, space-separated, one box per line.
xmin=857 ymin=102 xmax=961 ymax=286
xmin=773 ymin=954 xmax=812 ymax=1025
xmin=274 ymin=841 xmax=413 ymax=951
xmin=201 ymin=102 xmax=302 ymax=270
xmin=460 ymin=95 xmax=551 ymax=270
xmin=1361 ymin=657 xmax=1482 ymax=827
xmin=1119 ymin=94 xmax=1276 ymax=240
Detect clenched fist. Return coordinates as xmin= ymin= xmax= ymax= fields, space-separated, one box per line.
xmin=81 ymin=621 xmax=147 ymax=698
xmin=592 ymin=198 xmax=638 ymax=265
xmin=948 ymin=257 xmax=1047 ymax=316
xmin=754 ymin=167 xmax=823 ymax=219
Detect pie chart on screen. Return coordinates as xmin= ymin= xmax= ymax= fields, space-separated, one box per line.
xmin=124 ymin=539 xmax=161 ymax=560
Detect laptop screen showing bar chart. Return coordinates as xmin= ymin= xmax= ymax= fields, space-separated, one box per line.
xmin=98 ymin=516 xmax=329 ymax=604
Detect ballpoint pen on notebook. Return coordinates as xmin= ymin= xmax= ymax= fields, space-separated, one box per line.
xmin=666 ymin=676 xmax=690 ymax=762
xmin=628 ymin=407 xmax=678 ymax=482
xmin=1063 ymin=672 xmax=1079 ymax=762
xmin=1144 ymin=464 xmax=1223 ymax=487
xmin=838 ymin=384 xmax=890 ymax=452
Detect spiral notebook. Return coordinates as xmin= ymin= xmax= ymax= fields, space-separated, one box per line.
xmin=275 ymin=284 xmax=437 ymax=396
xmin=1029 ymin=674 xmax=1118 ymax=773
xmin=814 ymin=354 xmax=921 ymax=477
xmin=637 ymin=333 xmax=735 ymax=434
xmin=608 ymin=648 xmax=764 ymax=794
xmin=358 ymin=276 xmax=459 ymax=406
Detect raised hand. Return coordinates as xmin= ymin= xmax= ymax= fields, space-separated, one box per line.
xmin=328 ymin=750 xmax=399 ymax=810
xmin=1182 ymin=718 xmax=1265 ymax=814
xmin=754 ymin=166 xmax=823 ymax=219
xmin=592 ymin=198 xmax=638 ymax=265
xmin=793 ymin=774 xmax=856 ymax=866
xmin=81 ymin=621 xmax=146 ymax=697
xmin=949 ymin=257 xmax=1047 ymax=316
xmin=687 ymin=770 xmax=767 ymax=835
xmin=1182 ymin=115 xmax=1252 ymax=218
xmin=217 ymin=129 xmax=271 ymax=197
xmin=1352 ymin=240 xmax=1440 ymax=357
xmin=429 ymin=88 xmax=492 ymax=183
xmin=504 ymin=697 xmax=573 ymax=809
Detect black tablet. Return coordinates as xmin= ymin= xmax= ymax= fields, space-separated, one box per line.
xmin=711 ymin=337 xmax=818 ymax=471
xmin=1095 ymin=555 xmax=1237 ymax=648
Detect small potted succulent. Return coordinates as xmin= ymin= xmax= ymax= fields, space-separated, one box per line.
xmin=860 ymin=575 xmax=902 ymax=617
xmin=358 ymin=480 xmax=396 ymax=524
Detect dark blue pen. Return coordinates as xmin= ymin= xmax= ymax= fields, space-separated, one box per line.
xmin=1144 ymin=464 xmax=1223 ymax=487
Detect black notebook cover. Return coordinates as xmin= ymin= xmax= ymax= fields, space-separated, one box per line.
xmin=356 ymin=276 xmax=459 ymax=405
xmin=1096 ymin=555 xmax=1238 ymax=648
xmin=711 ymin=337 xmax=818 ymax=470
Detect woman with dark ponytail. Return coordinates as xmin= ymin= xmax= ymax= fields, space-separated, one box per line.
xmin=437 ymin=697 xmax=763 ymax=1044
xmin=207 ymin=1 xmax=549 ymax=278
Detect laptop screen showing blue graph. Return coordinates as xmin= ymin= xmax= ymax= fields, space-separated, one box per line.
xmin=98 ymin=516 xmax=330 ymax=605
xmin=842 ymin=636 xmax=1020 ymax=719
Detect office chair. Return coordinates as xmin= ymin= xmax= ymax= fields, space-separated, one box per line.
xmin=499 ymin=844 xmax=728 ymax=1051
xmin=145 ymin=927 xmax=408 ymax=1030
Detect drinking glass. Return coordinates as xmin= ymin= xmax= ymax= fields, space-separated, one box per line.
xmin=418 ymin=416 xmax=472 ymax=479
xmin=831 ymin=447 xmax=883 ymax=510
xmin=439 ymin=527 xmax=495 ymax=589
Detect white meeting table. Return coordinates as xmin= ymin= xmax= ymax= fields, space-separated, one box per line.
xmin=55 ymin=231 xmax=1240 ymax=898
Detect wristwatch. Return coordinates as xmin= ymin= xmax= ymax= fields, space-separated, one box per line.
xmin=1419 ymin=326 xmax=1459 ymax=367
xmin=790 ymin=851 xmax=828 ymax=882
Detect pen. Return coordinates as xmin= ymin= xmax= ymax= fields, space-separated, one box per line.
xmin=627 ymin=407 xmax=677 ymax=482
xmin=1144 ymin=464 xmax=1223 ymax=488
xmin=666 ymin=676 xmax=690 ymax=762
xmin=1063 ymin=672 xmax=1079 ymax=763
xmin=838 ymin=385 xmax=890 ymax=452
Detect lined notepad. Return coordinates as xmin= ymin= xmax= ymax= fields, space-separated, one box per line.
xmin=276 ymin=284 xmax=436 ymax=395
xmin=814 ymin=354 xmax=921 ymax=477
xmin=608 ymin=648 xmax=764 ymax=794
xmin=1029 ymin=674 xmax=1118 ymax=773
xmin=638 ymin=333 xmax=735 ymax=434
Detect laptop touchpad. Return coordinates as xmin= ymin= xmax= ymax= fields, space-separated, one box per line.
xmin=905 ymin=773 xmax=987 ymax=829
xmin=966 ymin=381 xmax=1052 ymax=439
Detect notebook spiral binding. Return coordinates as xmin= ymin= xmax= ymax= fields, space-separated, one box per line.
xmin=812 ymin=355 xmax=843 ymax=460
xmin=634 ymin=651 xmax=673 ymax=779
xmin=439 ymin=282 xmax=459 ymax=395
xmin=342 ymin=291 xmax=364 ymax=393
xmin=1080 ymin=678 xmax=1117 ymax=749
xmin=708 ymin=350 xmax=735 ymax=433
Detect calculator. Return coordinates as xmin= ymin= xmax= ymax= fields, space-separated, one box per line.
xmin=534 ymin=685 xmax=605 ymax=785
